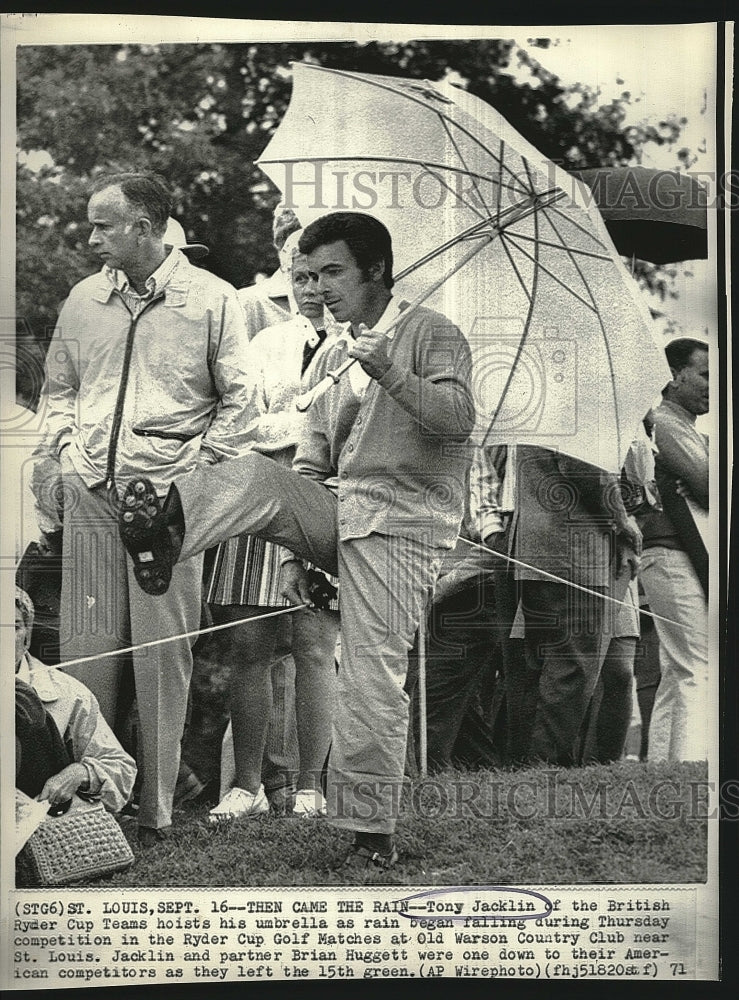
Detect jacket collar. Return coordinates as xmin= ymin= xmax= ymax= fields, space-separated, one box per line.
xmin=17 ymin=653 xmax=61 ymax=703
xmin=91 ymin=248 xmax=193 ymax=307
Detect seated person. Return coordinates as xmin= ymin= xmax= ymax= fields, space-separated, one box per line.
xmin=15 ymin=587 xmax=136 ymax=815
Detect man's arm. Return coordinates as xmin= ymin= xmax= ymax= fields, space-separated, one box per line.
xmin=30 ymin=303 xmax=80 ymax=535
xmin=654 ymin=412 xmax=709 ymax=509
xmin=555 ymin=452 xmax=642 ymax=578
xmin=290 ymin=349 xmax=335 ymax=483
xmin=291 ymin=401 xmax=332 ymax=483
xmin=349 ymin=319 xmax=476 ymax=441
xmin=36 ymin=304 xmax=80 ymax=460
xmin=29 ymin=451 xmax=64 ymax=539
xmin=52 ymin=675 xmax=137 ymax=814
xmin=199 ymin=289 xmax=256 ymax=463
xmin=433 ymin=447 xmax=504 ymax=604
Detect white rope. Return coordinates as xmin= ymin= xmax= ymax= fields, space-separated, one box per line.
xmin=49 ymin=533 xmax=705 ymax=672
xmin=55 ymin=604 xmax=306 ymax=671
xmin=457 ymin=535 xmax=707 ymax=637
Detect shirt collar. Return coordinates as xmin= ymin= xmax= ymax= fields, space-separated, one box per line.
xmin=660 ymin=398 xmax=698 ymax=426
xmin=16 ymin=654 xmax=31 ymax=685
xmin=105 ymin=247 xmax=183 ymax=298
xmin=293 ymin=314 xmax=324 ymax=348
xmin=339 ymin=296 xmax=409 ymax=346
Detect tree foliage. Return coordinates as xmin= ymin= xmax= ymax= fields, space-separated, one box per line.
xmin=16 ymin=39 xmax=688 ymax=358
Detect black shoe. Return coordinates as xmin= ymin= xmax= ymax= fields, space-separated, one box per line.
xmin=118 ymin=477 xmax=175 ymax=595
xmin=138 ymin=825 xmax=172 ymax=849
xmin=174 ymin=769 xmax=206 ymax=807
xmin=337 ymin=843 xmax=400 ymax=882
xmin=120 ymin=797 xmax=140 ymax=819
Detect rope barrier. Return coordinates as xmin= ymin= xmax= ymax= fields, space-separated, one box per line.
xmin=457 ymin=535 xmax=707 ymax=636
xmin=41 ymin=533 xmax=706 ymax=671
xmin=54 ymin=603 xmax=305 ymax=671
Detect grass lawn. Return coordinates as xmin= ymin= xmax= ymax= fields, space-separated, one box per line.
xmin=100 ymin=761 xmax=708 ymax=888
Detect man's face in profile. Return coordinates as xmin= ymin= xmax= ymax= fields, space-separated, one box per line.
xmin=671 ymin=347 xmax=709 ymax=416
xmin=307 ymin=240 xmax=379 ymax=326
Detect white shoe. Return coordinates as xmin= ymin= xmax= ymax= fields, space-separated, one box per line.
xmin=293 ymin=789 xmax=327 ymax=817
xmin=208 ymin=785 xmax=269 ymax=825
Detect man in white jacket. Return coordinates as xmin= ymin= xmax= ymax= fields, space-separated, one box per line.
xmin=15 ymin=587 xmax=136 ymax=815
xmin=32 ymin=172 xmax=251 ymax=846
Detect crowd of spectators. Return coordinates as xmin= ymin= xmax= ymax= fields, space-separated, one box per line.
xmin=14 ymin=172 xmax=711 ymax=882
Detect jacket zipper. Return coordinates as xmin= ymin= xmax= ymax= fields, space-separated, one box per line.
xmin=105 ymin=294 xmax=165 ymax=494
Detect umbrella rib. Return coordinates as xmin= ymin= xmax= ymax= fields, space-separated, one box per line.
xmin=293 ymin=64 xmax=532 ymax=199
xmin=258 ymin=153 xmax=529 ymax=198
xmin=496 ymin=140 xmax=504 ymax=227
xmin=483 ymin=191 xmax=541 ymax=444
xmin=541 ymin=206 xmax=623 ymax=459
xmin=439 ymin=117 xmax=493 ymax=222
xmin=503 ymin=236 xmax=599 ymax=314
xmin=540 ymin=201 xmax=612 ymax=252
xmin=438 ymin=107 xmax=533 ymax=199
xmin=442 ymin=108 xmax=554 ymax=201
xmin=392 ymin=193 xmax=565 ymax=283
xmin=505 ymin=231 xmax=615 ymax=262
xmin=418 ymin=160 xmax=488 ymax=223
xmin=393 ymin=217 xmax=499 ymax=282
xmin=499 ymin=234 xmax=532 ymax=304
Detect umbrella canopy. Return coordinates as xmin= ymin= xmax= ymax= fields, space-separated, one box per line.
xmin=570 ymin=166 xmax=708 ymax=264
xmin=257 ymin=64 xmax=672 ymax=473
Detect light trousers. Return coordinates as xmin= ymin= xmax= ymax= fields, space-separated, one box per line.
xmin=59 ymin=460 xmax=202 ymax=829
xmin=177 ymin=452 xmax=444 ymax=832
xmin=639 ymin=546 xmax=709 ymax=762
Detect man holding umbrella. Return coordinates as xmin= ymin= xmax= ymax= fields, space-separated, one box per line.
xmin=118 ymin=211 xmax=476 ymax=875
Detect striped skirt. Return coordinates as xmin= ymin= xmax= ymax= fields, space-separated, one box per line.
xmin=204 ymin=533 xmax=339 ymax=611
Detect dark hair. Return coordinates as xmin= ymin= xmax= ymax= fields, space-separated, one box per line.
xmin=299 ymin=212 xmax=394 ymax=289
xmin=91 ymin=172 xmax=172 ymax=237
xmin=665 ymin=337 xmax=708 ymax=374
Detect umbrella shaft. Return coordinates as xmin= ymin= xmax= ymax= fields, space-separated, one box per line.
xmin=295 ymin=238 xmax=487 ymax=412
xmin=394 ymin=187 xmax=566 ymax=282
xmin=418 ymin=607 xmax=428 ymax=777
xmin=297 ymin=188 xmax=566 ymax=412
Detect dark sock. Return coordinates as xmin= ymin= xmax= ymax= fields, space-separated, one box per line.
xmin=163 ymin=483 xmax=184 ymax=527
xmin=163 ymin=484 xmax=185 ymax=560
xmin=354 ymin=832 xmax=394 ymax=855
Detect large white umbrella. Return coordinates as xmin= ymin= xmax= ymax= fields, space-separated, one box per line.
xmin=257 ymin=62 xmax=671 ymax=474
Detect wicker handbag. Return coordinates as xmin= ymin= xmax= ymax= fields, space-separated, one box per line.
xmin=17 ymin=800 xmax=135 ymax=887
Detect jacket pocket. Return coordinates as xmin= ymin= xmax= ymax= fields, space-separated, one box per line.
xmin=132 ymin=427 xmax=198 ymax=443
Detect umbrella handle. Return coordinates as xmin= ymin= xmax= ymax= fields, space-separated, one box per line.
xmin=295 ymin=358 xmax=356 ymax=413
xmin=294 ymin=237 xmax=487 ymax=412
